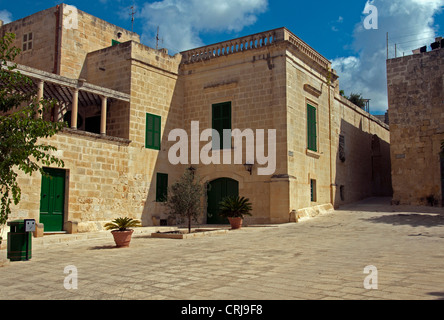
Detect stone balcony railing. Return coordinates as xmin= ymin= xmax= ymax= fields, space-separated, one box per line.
xmin=180 ymin=27 xmax=330 ymax=70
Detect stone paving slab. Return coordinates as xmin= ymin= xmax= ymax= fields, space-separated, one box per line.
xmin=0 ymin=197 xmax=444 ymax=300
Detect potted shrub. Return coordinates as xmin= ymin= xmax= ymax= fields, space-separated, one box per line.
xmin=219 ymin=196 xmax=252 ymax=229
xmin=104 ymin=217 xmax=141 ymax=248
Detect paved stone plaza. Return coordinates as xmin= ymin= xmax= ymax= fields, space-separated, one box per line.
xmin=1 ymin=197 xmax=443 ymax=300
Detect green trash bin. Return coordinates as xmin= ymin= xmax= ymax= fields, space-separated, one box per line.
xmin=7 ymin=220 xmax=34 ymax=261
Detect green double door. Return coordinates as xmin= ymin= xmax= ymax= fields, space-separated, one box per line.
xmin=207 ymin=178 xmax=239 ymax=224
xmin=39 ymin=168 xmax=65 ymax=232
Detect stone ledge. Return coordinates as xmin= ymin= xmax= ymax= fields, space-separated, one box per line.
xmin=290 ymin=203 xmax=334 ymax=222
xmin=60 ymin=128 xmax=131 ymax=145
xmin=151 ymin=228 xmax=229 ymax=239
xmin=306 ymin=148 xmax=321 ymax=159
xmin=31 ymin=227 xmax=178 ymax=248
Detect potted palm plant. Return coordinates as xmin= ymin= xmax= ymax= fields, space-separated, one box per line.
xmin=104 ymin=217 xmax=141 ymax=248
xmin=219 ymin=196 xmax=252 ymax=229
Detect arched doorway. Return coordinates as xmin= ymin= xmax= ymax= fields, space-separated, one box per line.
xmin=207 ymin=178 xmax=239 ymax=224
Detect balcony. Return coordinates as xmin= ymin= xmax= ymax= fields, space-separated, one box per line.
xmin=181 ymin=27 xmax=330 ymax=70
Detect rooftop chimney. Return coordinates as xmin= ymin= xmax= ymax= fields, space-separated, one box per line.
xmin=0 ymin=20 xmax=4 ymax=27
xmin=431 ymin=36 xmax=443 ymax=50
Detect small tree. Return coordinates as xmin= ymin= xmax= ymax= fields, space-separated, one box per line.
xmin=347 ymin=92 xmax=366 ymax=109
xmin=0 ymin=33 xmax=65 ymax=244
xmin=164 ymin=169 xmax=205 ymax=233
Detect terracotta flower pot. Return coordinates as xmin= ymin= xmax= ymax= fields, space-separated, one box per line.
xmin=111 ymin=229 xmax=134 ymax=248
xmin=228 ymin=217 xmax=243 ymax=230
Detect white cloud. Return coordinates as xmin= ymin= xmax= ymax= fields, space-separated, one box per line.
xmin=139 ymin=0 xmax=268 ymax=53
xmin=332 ymin=0 xmax=444 ymax=114
xmin=0 ymin=9 xmax=13 ymax=24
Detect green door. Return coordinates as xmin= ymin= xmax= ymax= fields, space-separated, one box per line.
xmin=39 ymin=168 xmax=65 ymax=232
xmin=207 ymin=178 xmax=239 ymax=224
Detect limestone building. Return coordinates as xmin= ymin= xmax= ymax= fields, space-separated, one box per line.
xmin=387 ymin=39 xmax=444 ymax=206
xmin=1 ymin=4 xmax=391 ymax=233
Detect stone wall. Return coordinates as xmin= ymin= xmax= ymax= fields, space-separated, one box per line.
xmin=331 ymin=96 xmax=391 ymax=206
xmin=0 ymin=7 xmax=57 ymax=73
xmin=387 ymin=48 xmax=444 ymax=205
xmin=59 ymin=4 xmax=140 ymax=78
xmin=286 ymin=47 xmax=332 ymax=212
xmin=126 ymin=42 xmax=184 ymax=224
xmin=286 ymin=45 xmax=391 ymax=213
xmin=180 ymin=42 xmax=288 ymax=224
xmin=12 ymin=130 xmax=132 ymax=232
xmin=0 ymin=4 xmax=140 ymax=78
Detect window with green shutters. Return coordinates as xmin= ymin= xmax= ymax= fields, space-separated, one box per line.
xmin=307 ymin=104 xmax=317 ymax=152
xmin=112 ymin=39 xmax=121 ymax=46
xmin=146 ymin=113 xmax=161 ymax=150
xmin=156 ymin=173 xmax=168 ymax=202
xmin=212 ymin=102 xmax=232 ymax=150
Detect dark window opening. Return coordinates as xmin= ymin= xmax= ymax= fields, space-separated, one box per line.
xmin=340 ymin=185 xmax=345 ymax=201
xmin=310 ymin=179 xmax=317 ymax=202
xmin=63 ymin=111 xmax=83 ymax=128
xmin=85 ymin=116 xmax=101 ymax=134
xmin=156 ymin=173 xmax=168 ymax=202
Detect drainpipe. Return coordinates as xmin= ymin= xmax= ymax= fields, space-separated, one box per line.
xmin=328 ymin=68 xmax=334 ymax=206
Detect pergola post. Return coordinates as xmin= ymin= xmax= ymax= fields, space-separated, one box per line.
xmin=71 ymin=88 xmax=79 ymax=129
xmin=100 ymin=95 xmax=107 ymax=135
xmin=36 ymin=80 xmax=44 ymax=118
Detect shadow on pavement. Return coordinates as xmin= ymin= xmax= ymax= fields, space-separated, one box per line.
xmin=88 ymin=245 xmax=118 ymax=250
xmin=338 ymin=197 xmax=444 ymax=228
xmin=363 ymin=212 xmax=444 ymax=228
xmin=428 ymin=292 xmax=444 ymax=300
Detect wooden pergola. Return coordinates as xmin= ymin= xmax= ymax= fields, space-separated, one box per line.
xmin=2 ymin=62 xmax=130 ymax=136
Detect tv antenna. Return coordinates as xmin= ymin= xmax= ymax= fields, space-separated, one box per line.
xmin=130 ymin=6 xmax=136 ymax=32
xmin=156 ymin=26 xmax=163 ymax=50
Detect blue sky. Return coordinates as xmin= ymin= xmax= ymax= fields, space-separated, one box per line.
xmin=1 ymin=0 xmax=443 ymax=114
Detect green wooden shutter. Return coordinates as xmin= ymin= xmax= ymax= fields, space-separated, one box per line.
xmin=112 ymin=39 xmax=121 ymax=46
xmin=156 ymin=173 xmax=168 ymax=202
xmin=212 ymin=102 xmax=231 ymax=150
xmin=146 ymin=113 xmax=161 ymax=150
xmin=307 ymin=104 xmax=317 ymax=152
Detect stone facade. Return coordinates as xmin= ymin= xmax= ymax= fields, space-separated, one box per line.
xmin=0 ymin=4 xmax=139 ymax=77
xmin=387 ymin=46 xmax=444 ymax=206
xmin=1 ymin=4 xmax=391 ymax=233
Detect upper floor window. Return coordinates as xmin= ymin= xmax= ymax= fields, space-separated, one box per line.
xmin=22 ymin=32 xmax=33 ymax=51
xmin=307 ymin=103 xmax=318 ymax=152
xmin=212 ymin=102 xmax=232 ymax=150
xmin=146 ymin=113 xmax=161 ymax=150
